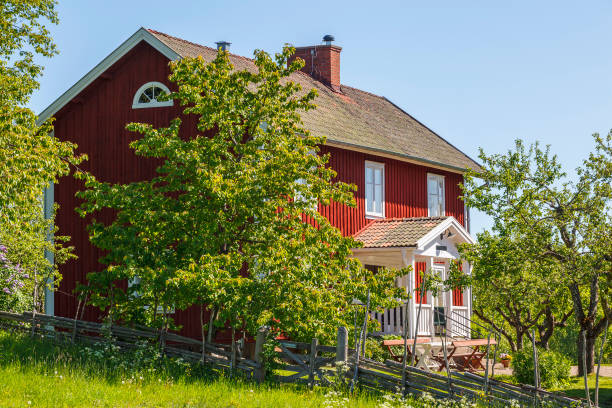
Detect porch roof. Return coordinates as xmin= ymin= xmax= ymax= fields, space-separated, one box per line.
xmin=354 ymin=217 xmax=449 ymax=248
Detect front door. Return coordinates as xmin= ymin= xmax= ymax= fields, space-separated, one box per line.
xmin=432 ymin=266 xmax=446 ymax=334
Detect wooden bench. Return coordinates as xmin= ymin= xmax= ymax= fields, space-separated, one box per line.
xmin=382 ymin=338 xmax=431 ymax=363
xmin=441 ymin=338 xmax=497 ymax=371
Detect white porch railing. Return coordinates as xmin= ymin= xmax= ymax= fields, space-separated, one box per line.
xmin=417 ymin=306 xmax=432 ymax=336
xmin=449 ymin=307 xmax=470 ymax=338
xmin=371 ymin=305 xmax=407 ymax=335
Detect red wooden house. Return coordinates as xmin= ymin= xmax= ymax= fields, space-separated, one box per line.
xmin=40 ymin=28 xmax=480 ymax=340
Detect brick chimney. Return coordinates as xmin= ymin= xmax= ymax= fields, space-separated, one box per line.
xmin=289 ymin=35 xmax=342 ymax=93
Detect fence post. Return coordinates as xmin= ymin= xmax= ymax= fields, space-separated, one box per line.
xmin=336 ymin=326 xmax=348 ymax=364
xmin=309 ymin=337 xmax=319 ymax=389
xmin=483 ymin=331 xmax=491 ymax=397
xmin=532 ymin=329 xmax=540 ymax=407
xmin=253 ymin=326 xmax=268 ymax=383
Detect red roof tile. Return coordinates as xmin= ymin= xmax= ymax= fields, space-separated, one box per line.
xmin=354 ymin=217 xmax=448 ymax=248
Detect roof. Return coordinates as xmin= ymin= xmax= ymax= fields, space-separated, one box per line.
xmin=39 ymin=27 xmax=481 ymax=173
xmin=354 ymin=217 xmax=449 ymax=248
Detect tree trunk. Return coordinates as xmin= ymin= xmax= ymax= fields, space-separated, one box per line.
xmin=515 ymin=328 xmax=524 ymax=351
xmin=207 ymin=307 xmax=218 ymax=344
xmin=200 ymin=304 xmax=206 ymax=362
xmin=577 ymin=329 xmax=596 ymax=376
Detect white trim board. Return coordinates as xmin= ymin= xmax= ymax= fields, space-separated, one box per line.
xmin=37 ymin=27 xmax=180 ymax=125
xmin=416 ymin=216 xmax=475 ymax=249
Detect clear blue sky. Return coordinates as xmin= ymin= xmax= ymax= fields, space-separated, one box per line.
xmin=30 ymin=0 xmax=612 ymax=235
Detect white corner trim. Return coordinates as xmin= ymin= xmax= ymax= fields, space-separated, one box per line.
xmin=37 ymin=27 xmax=181 ymax=124
xmin=43 ymin=180 xmax=55 ymax=316
xmin=416 ymin=216 xmax=475 ymax=249
xmin=131 ymin=81 xmax=174 ymax=109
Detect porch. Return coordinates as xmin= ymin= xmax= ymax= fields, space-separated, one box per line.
xmin=352 ymin=216 xmax=475 ymax=339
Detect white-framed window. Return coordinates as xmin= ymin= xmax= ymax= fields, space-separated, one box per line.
xmin=427 ymin=173 xmax=445 ymax=217
xmin=294 ymin=178 xmax=318 ymax=211
xmin=365 ymin=161 xmax=385 ymax=218
xmin=132 ymin=81 xmax=173 ymax=109
xmin=128 ymin=276 xmax=174 ymax=314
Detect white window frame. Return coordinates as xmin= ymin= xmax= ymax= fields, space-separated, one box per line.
xmin=427 ymin=173 xmax=445 ymax=217
xmin=132 ymin=81 xmax=174 ymax=109
xmin=128 ymin=276 xmax=174 ymax=314
xmin=294 ymin=178 xmax=318 ymax=211
xmin=365 ymin=161 xmax=385 ymax=218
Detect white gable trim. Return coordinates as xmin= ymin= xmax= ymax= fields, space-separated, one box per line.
xmin=37 ymin=27 xmax=181 ymax=124
xmin=416 ymin=216 xmax=475 ymax=250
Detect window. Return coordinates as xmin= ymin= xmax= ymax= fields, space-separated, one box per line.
xmin=127 ymin=276 xmax=174 ymax=314
xmin=365 ymin=161 xmax=384 ymax=218
xmin=294 ymin=178 xmax=318 ymax=211
xmin=427 ymin=173 xmax=445 ymax=217
xmin=132 ymin=81 xmax=173 ymax=109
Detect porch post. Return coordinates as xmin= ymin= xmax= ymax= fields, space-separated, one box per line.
xmin=402 ymin=249 xmax=415 ymax=340
xmin=465 ymin=261 xmax=472 ymax=336
xmin=429 ymin=257 xmax=435 ymax=338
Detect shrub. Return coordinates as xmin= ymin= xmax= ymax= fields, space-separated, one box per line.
xmin=511 ymin=347 xmax=570 ymax=388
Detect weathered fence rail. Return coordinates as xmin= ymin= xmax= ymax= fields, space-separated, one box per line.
xmin=0 ymin=311 xmax=586 ymax=407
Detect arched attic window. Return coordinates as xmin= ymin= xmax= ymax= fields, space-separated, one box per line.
xmin=132 ymin=81 xmax=173 ymax=109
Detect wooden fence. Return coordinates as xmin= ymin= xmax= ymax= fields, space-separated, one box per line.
xmin=0 ymin=311 xmax=586 ymax=407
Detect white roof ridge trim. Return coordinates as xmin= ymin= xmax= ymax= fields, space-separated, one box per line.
xmin=37 ymin=27 xmax=180 ymax=124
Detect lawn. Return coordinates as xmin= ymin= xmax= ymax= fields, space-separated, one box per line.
xmin=493 ymin=372 xmax=612 ymax=408
xmin=551 ymin=375 xmax=612 ymax=408
xmin=0 ymin=329 xmax=464 ymax=408
xmin=3 ymin=329 xmax=604 ymax=407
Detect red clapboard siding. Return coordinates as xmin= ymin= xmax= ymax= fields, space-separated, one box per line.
xmin=54 ymin=41 xmax=209 ymax=339
xmin=414 ymin=261 xmax=427 ymax=304
xmin=319 ymin=145 xmax=465 ymax=236
xmin=452 ymin=263 xmax=464 ymax=306
xmin=52 ymin=40 xmax=466 ymax=341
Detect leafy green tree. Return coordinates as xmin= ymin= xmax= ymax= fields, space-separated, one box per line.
xmin=457 ymin=232 xmax=572 ymax=351
xmin=77 ymin=47 xmax=405 ymax=344
xmin=0 ymin=0 xmax=84 ymax=313
xmin=462 ymin=136 xmax=612 ymax=374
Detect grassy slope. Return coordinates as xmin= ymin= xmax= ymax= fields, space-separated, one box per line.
xmin=0 ymin=365 xmax=369 ymax=408
xmin=0 ymin=330 xmax=389 ymax=408
xmin=2 ymin=330 xmax=608 ymax=407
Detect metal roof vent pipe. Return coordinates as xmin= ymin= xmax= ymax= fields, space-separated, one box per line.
xmin=323 ymin=34 xmax=335 ymax=46
xmin=215 ymin=41 xmax=231 ymax=52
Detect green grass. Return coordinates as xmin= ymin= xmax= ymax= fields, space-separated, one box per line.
xmin=551 ymin=375 xmax=612 ymax=408
xmin=493 ymin=372 xmax=612 ymax=408
xmin=0 ymin=329 xmax=469 ymax=408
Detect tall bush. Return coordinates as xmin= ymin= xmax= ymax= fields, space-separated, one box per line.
xmin=511 ymin=348 xmax=571 ymax=388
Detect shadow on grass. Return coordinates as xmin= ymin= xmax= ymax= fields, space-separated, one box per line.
xmin=557 ymin=376 xmax=612 ymax=408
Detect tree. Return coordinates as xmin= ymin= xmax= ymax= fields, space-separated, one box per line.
xmin=457 ymin=232 xmax=572 ymax=351
xmin=0 ymin=0 xmax=84 ymax=313
xmin=462 ymin=136 xmax=612 ymax=374
xmin=76 ymin=47 xmax=405 ymax=344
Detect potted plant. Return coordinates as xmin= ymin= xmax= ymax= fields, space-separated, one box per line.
xmin=500 ymin=353 xmax=512 ymax=368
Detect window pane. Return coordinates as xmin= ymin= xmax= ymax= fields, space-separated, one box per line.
xmin=144 ymin=87 xmax=154 ymax=99
xmin=366 ymin=183 xmax=374 ymax=212
xmin=374 ymin=168 xmax=382 ymax=185
xmin=138 ymin=93 xmax=150 ymax=103
xmin=428 ymin=177 xmax=438 ymax=194
xmin=429 ymin=193 xmax=439 ymax=216
xmin=366 ymin=167 xmax=373 ymax=184
xmin=375 ymin=184 xmax=382 ymax=213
